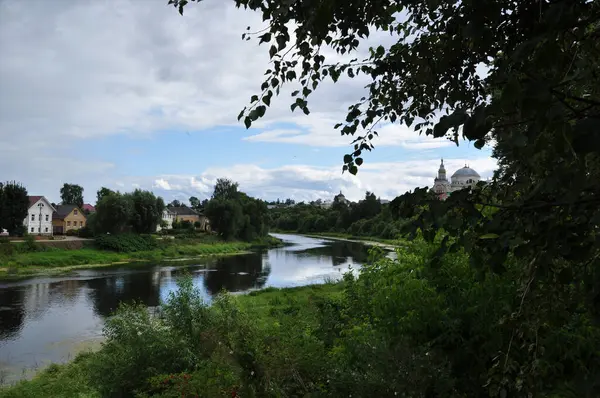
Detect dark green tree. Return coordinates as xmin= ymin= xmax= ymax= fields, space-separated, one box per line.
xmin=212 ymin=178 xmax=239 ymax=201
xmin=95 ymin=192 xmax=133 ymax=234
xmin=96 ymin=187 xmax=115 ymax=204
xmin=205 ymin=199 xmax=243 ymax=240
xmin=127 ymin=190 xmax=165 ymax=234
xmin=167 ymin=200 xmax=181 ymax=208
xmin=60 ymin=183 xmax=84 ymax=208
xmin=189 ymin=196 xmax=201 ymax=210
xmin=0 ymin=181 xmax=28 ymax=236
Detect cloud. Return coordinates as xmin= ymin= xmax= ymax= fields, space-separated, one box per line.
xmin=128 ymin=156 xmax=498 ymax=204
xmin=0 ymin=0 xmax=493 ymax=203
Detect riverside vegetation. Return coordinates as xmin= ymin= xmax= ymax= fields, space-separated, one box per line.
xmin=2 ymin=0 xmax=600 ymax=396
xmin=2 ymin=239 xmax=598 ymax=397
xmin=0 ymin=178 xmax=278 ymax=276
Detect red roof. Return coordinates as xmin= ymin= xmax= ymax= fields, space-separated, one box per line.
xmin=28 ymin=196 xmax=44 ymax=207
xmin=82 ymin=204 xmax=96 ymax=212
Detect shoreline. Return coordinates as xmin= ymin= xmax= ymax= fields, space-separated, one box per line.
xmin=283 ymin=232 xmax=401 ymax=251
xmin=0 ymin=237 xmax=283 ymax=280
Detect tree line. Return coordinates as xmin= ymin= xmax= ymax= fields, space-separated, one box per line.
xmin=269 ymin=191 xmax=406 ymax=239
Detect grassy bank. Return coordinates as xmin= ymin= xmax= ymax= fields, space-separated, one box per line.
xmin=0 ymin=234 xmax=283 ymax=278
xmin=0 ymin=282 xmax=342 ymax=397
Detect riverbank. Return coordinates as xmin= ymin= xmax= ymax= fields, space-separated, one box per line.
xmin=277 ymin=231 xmax=402 ymax=249
xmin=0 ymin=281 xmax=343 ymax=396
xmin=0 ymin=235 xmax=283 ymax=279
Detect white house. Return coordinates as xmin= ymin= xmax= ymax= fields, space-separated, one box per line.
xmin=23 ymin=196 xmax=56 ymax=235
xmin=156 ymin=208 xmax=175 ymax=232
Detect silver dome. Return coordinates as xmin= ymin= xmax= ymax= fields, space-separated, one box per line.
xmin=451 ymin=166 xmax=480 ymax=178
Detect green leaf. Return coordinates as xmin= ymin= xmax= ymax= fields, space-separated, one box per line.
xmin=343 ymin=154 xmax=353 ymax=163
xmin=355 ymin=157 xmax=363 ymax=166
xmin=479 ymin=233 xmax=499 ymax=239
xmin=244 ymin=117 xmax=251 ymax=129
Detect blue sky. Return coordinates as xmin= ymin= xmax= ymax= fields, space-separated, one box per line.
xmin=0 ymin=0 xmax=495 ymax=205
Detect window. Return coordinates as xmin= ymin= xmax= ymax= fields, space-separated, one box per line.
xmin=45 ymin=227 xmax=48 ymax=232
xmin=67 ymin=221 xmax=71 ymax=226
xmin=31 ymin=227 xmax=34 ymax=232
xmin=31 ymin=214 xmax=35 ymax=221
xmin=74 ymin=210 xmax=78 ymax=215
xmin=38 ymin=227 xmax=40 ymax=233
xmin=45 ymin=214 xmax=49 ymax=222
xmin=80 ymin=221 xmax=83 ymax=226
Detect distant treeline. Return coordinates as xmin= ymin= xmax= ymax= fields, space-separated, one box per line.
xmin=268 ymin=192 xmax=407 ymax=239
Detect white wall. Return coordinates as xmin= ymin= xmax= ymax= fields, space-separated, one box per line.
xmin=23 ymin=198 xmax=54 ymax=235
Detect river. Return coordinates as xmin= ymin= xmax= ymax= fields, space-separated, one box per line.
xmin=0 ymin=233 xmax=384 ymax=384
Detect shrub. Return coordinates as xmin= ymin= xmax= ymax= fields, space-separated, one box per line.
xmin=65 ymin=229 xmax=78 ymax=236
xmin=23 ymin=234 xmax=38 ymax=252
xmin=94 ymin=234 xmax=157 ymax=252
xmin=77 ymin=226 xmax=94 ymax=238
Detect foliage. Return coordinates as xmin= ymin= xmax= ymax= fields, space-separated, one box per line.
xmin=211 ymin=178 xmax=239 ymax=201
xmin=59 ymin=183 xmax=84 ymax=208
xmin=94 ymin=190 xmax=164 ymax=234
xmin=270 ymin=192 xmax=404 ymax=240
xmin=204 ymin=179 xmax=269 ymax=241
xmin=167 ymin=200 xmax=181 ymax=208
xmin=94 ymin=192 xmax=133 ymax=234
xmin=128 ymin=189 xmax=166 ymax=234
xmin=188 ymin=196 xmax=207 ymax=211
xmin=0 ymin=181 xmax=28 ymax=236
xmin=96 ymin=187 xmax=115 ymax=203
xmin=205 ymin=199 xmax=243 ymax=240
xmin=94 ymin=233 xmax=157 ymax=253
xmin=169 ymin=0 xmax=600 ymax=394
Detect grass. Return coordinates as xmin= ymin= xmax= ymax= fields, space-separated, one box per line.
xmin=0 ymin=236 xmax=283 ymax=278
xmin=0 ymin=282 xmax=342 ymax=397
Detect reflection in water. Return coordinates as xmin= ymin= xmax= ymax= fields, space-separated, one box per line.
xmin=0 ymin=234 xmax=383 ymax=383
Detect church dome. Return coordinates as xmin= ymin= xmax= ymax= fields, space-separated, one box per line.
xmin=451 ymin=166 xmax=480 ymax=179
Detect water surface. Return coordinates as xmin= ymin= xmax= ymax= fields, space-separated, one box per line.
xmin=0 ymin=234 xmax=379 ymax=383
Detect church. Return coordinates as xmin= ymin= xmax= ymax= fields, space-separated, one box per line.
xmin=432 ymin=159 xmax=481 ymax=200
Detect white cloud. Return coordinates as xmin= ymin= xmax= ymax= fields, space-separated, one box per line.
xmin=0 ymin=0 xmax=493 ymax=202
xmin=128 ymin=156 xmax=498 ymax=204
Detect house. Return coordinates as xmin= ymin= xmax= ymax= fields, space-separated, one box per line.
xmin=156 ymin=208 xmax=175 ymax=232
xmin=23 ymin=196 xmax=56 ymax=235
xmin=170 ymin=206 xmax=210 ymax=231
xmin=82 ymin=204 xmax=96 ymax=214
xmin=52 ymin=205 xmax=87 ymax=235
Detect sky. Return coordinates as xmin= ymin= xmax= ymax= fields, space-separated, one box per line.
xmin=0 ymin=0 xmax=496 ymax=205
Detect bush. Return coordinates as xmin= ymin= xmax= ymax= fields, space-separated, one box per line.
xmin=23 ymin=234 xmax=38 ymax=252
xmin=94 ymin=234 xmax=157 ymax=252
xmin=65 ymin=229 xmax=78 ymax=236
xmin=77 ymin=226 xmax=94 ymax=238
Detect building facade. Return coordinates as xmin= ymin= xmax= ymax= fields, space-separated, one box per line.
xmin=432 ymin=159 xmax=481 ymax=200
xmin=52 ymin=205 xmax=87 ymax=234
xmin=23 ymin=196 xmax=56 ymax=235
xmin=156 ymin=208 xmax=175 ymax=232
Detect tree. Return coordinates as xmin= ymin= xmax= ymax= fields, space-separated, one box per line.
xmin=97 ymin=187 xmax=115 ymax=204
xmin=171 ymin=1 xmax=600 ymax=395
xmin=95 ymin=193 xmax=133 ymax=234
xmin=60 ymin=183 xmax=84 ymax=208
xmin=167 ymin=200 xmax=181 ymax=208
xmin=0 ymin=181 xmax=28 ymax=236
xmin=189 ymin=196 xmax=201 ymax=210
xmin=212 ymin=178 xmax=239 ymax=201
xmin=127 ymin=190 xmax=165 ymax=234
xmin=205 ymin=199 xmax=243 ymax=240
